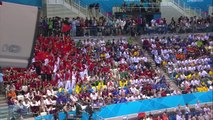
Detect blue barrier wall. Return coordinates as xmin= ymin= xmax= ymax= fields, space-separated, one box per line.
xmin=34 ymin=91 xmax=213 ymax=120
xmin=94 ymin=91 xmax=213 ymax=119
xmin=81 ymin=0 xmax=123 ymax=13
xmin=2 ymin=0 xmax=42 ymax=7
xmin=81 ymin=0 xmax=143 ymax=13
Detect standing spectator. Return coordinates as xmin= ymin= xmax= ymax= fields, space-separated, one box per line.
xmin=0 ymin=67 xmax=4 ymax=94
xmin=95 ymin=3 xmax=100 ymax=18
xmin=184 ymin=103 xmax=191 ymax=119
xmin=71 ymin=18 xmax=77 ymax=37
xmin=85 ymin=101 xmax=93 ymax=120
xmin=75 ymin=102 xmax=82 ymax=119
xmin=88 ymin=4 xmax=94 ymax=18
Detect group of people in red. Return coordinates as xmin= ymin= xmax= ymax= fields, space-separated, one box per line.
xmin=2 ymin=30 xmax=171 ymax=119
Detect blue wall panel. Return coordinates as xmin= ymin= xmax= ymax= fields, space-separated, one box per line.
xmin=94 ymin=91 xmax=213 ymax=119
xmin=81 ymin=0 xmax=123 ymax=13
xmin=34 ymin=91 xmax=213 ymax=120
xmin=2 ymin=0 xmax=42 ymax=7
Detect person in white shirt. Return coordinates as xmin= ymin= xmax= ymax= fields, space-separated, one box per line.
xmin=46 ymin=88 xmax=54 ymax=96
xmin=23 ymin=99 xmax=30 ymax=108
xmin=30 ymin=99 xmax=39 ymax=107
xmin=45 ymin=97 xmax=53 ymax=106
xmin=195 ymin=101 xmax=202 ymax=112
xmin=70 ymin=93 xmax=78 ymax=102
xmin=154 ymin=55 xmax=162 ymax=67
xmin=90 ymin=92 xmax=98 ymax=101
xmin=199 ymin=70 xmax=208 ymax=77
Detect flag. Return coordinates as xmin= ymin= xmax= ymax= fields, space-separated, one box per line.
xmin=61 ymin=24 xmax=71 ymax=33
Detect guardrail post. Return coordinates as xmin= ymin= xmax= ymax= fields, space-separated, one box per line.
xmin=78 ymin=0 xmax=80 ymax=16
xmin=86 ymin=5 xmax=88 ymax=18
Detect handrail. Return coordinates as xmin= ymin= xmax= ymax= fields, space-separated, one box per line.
xmin=169 ymin=0 xmax=202 ymax=17
xmin=67 ymin=0 xmax=112 ymax=20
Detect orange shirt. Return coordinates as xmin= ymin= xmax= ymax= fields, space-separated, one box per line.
xmin=7 ymin=91 xmax=16 ymax=98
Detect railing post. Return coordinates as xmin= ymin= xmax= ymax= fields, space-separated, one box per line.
xmin=183 ymin=3 xmax=185 ymax=10
xmin=78 ymin=0 xmax=80 ymax=16
xmin=70 ymin=0 xmax=72 ymax=10
xmin=86 ymin=5 xmax=88 ymax=18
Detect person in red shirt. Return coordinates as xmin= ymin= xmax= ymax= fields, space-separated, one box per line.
xmin=162 ymin=112 xmax=169 ymax=120
xmin=14 ymin=80 xmax=22 ymax=94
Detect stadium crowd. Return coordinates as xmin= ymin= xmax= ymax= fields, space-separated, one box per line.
xmin=142 ymin=33 xmax=213 ymax=94
xmin=138 ymin=102 xmax=212 ymax=120
xmin=1 ymin=14 xmax=212 ymax=119
xmin=2 ymin=33 xmax=171 ymax=118
xmin=38 ymin=15 xmax=213 ymax=37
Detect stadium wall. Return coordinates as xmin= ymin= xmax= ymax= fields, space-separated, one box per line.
xmin=94 ymin=91 xmax=213 ymax=119
xmin=0 ymin=0 xmax=41 ymax=68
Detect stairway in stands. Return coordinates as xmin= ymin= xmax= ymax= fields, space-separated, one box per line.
xmin=47 ymin=0 xmax=87 ymax=18
xmin=0 ymin=94 xmax=8 ymax=120
xmin=133 ymin=37 xmax=180 ymax=91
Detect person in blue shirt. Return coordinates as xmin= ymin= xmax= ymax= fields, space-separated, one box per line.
xmin=119 ymin=96 xmax=127 ymax=103
xmin=113 ymin=95 xmax=120 ymax=104
xmin=112 ymin=88 xmax=119 ymax=96
xmin=0 ymin=67 xmax=4 ymax=94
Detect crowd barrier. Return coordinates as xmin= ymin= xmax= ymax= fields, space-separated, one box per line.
xmin=70 ymin=24 xmax=213 ymax=37
xmin=93 ymin=91 xmax=213 ymax=119
xmin=34 ymin=91 xmax=212 ymax=120
xmin=35 ymin=114 xmax=54 ymax=120
xmin=34 ymin=110 xmax=90 ymax=120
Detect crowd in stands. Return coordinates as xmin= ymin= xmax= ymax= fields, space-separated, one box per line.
xmin=142 ymin=33 xmax=213 ymax=95
xmin=138 ymin=102 xmax=212 ymax=120
xmin=2 ymin=33 xmax=172 ymax=119
xmin=1 ymin=14 xmax=213 ymax=119
xmin=120 ymin=0 xmax=161 ymax=14
xmin=39 ymin=15 xmax=213 ymax=37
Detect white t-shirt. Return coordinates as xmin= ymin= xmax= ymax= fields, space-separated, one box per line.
xmin=90 ymin=93 xmax=98 ymax=100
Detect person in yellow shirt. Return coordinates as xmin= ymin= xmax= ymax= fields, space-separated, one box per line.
xmin=197 ymin=85 xmax=208 ymax=92
xmin=119 ymin=80 xmax=128 ymax=88
xmin=97 ymin=81 xmax=104 ymax=91
xmin=75 ymin=84 xmax=82 ymax=94
xmin=162 ymin=61 xmax=167 ymax=67
xmin=185 ymin=74 xmax=192 ymax=80
xmin=209 ymin=70 xmax=213 ymax=77
xmin=133 ymin=51 xmax=139 ymax=56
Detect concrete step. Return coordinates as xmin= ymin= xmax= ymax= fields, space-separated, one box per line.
xmin=0 ymin=103 xmax=8 ymax=107
xmin=0 ymin=105 xmax=9 ymax=110
xmin=0 ymin=118 xmax=7 ymax=120
xmin=0 ymin=95 xmax=6 ymax=101
xmin=0 ymin=99 xmax=7 ymax=104
xmin=0 ymin=113 xmax=9 ymax=119
xmin=134 ymin=37 xmax=180 ymax=91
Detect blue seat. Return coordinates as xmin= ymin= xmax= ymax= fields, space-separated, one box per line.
xmin=169 ymin=115 xmax=176 ymax=120
xmin=35 ymin=114 xmax=54 ymax=120
xmin=58 ymin=111 xmax=76 ymax=120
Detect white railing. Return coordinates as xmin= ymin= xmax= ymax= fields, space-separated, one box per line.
xmin=169 ymin=0 xmax=203 ymax=17
xmin=70 ymin=0 xmax=112 ymax=20
xmin=47 ymin=0 xmax=88 ymax=17
xmin=47 ymin=0 xmax=112 ymax=20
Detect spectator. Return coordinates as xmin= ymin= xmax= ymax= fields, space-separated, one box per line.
xmin=0 ymin=67 xmax=4 ymax=94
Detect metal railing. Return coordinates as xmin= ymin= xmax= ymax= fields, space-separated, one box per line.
xmin=47 ymin=0 xmax=112 ymax=20
xmin=169 ymin=0 xmax=203 ymax=17
xmin=65 ymin=0 xmax=112 ymax=20
xmin=8 ymin=105 xmax=32 ymax=120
